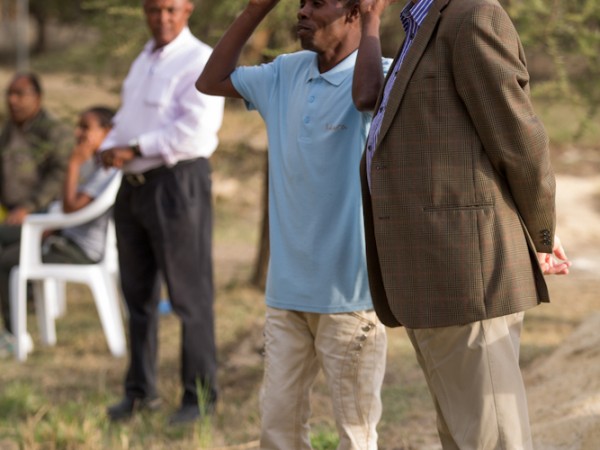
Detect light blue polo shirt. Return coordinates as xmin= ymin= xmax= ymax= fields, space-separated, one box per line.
xmin=232 ymin=50 xmax=391 ymax=313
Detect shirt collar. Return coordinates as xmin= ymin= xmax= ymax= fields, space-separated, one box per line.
xmin=143 ymin=26 xmax=193 ymax=58
xmin=401 ymin=0 xmax=435 ymax=30
xmin=306 ymin=50 xmax=358 ymax=86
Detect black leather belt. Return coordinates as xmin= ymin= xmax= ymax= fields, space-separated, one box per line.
xmin=124 ymin=158 xmax=202 ymax=187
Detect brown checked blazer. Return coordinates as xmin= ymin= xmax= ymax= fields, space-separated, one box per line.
xmin=360 ymin=0 xmax=556 ymax=329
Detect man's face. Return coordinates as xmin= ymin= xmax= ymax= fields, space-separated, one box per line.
xmin=6 ymin=76 xmax=41 ymax=126
xmin=143 ymin=0 xmax=193 ymax=48
xmin=296 ymin=0 xmax=353 ymax=53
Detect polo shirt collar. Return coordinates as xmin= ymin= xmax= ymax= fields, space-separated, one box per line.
xmin=307 ymin=49 xmax=358 ymax=86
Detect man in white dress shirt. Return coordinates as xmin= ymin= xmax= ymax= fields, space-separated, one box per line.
xmin=101 ymin=0 xmax=224 ymax=425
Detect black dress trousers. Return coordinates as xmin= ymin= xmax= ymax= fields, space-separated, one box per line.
xmin=114 ymin=157 xmax=217 ymax=406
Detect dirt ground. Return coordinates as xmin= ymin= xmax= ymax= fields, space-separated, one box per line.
xmin=526 ymin=173 xmax=600 ymax=450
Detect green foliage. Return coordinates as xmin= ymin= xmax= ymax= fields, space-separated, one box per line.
xmin=501 ymin=0 xmax=600 ymax=140
xmin=80 ymin=0 xmax=148 ymax=76
xmin=311 ymin=426 xmax=339 ymax=450
xmin=194 ymin=0 xmax=301 ymax=60
xmin=51 ymin=0 xmax=598 ymax=141
xmin=15 ymin=0 xmax=599 ymax=142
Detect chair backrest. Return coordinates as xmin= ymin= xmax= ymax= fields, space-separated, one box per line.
xmin=11 ymin=170 xmax=127 ymax=360
xmin=19 ymin=171 xmax=122 ymax=273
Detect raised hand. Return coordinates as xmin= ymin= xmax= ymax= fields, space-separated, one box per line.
xmin=358 ymin=0 xmax=394 ymax=17
xmin=248 ymin=0 xmax=280 ymax=10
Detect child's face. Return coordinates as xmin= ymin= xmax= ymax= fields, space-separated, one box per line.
xmin=75 ymin=111 xmax=109 ymax=153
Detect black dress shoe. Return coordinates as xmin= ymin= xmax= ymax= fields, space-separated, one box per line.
xmin=107 ymin=396 xmax=162 ymax=421
xmin=168 ymin=402 xmax=215 ymax=426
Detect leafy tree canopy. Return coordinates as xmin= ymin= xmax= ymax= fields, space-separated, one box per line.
xmin=22 ymin=0 xmax=600 ymax=140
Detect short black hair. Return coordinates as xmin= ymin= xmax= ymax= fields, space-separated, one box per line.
xmin=11 ymin=72 xmax=43 ymax=95
xmin=84 ymin=106 xmax=115 ymax=129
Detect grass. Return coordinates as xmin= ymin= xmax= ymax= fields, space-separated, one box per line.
xmin=0 ymin=70 xmax=599 ymax=448
xmin=1 ymin=154 xmax=592 ymax=450
xmin=0 ymin=104 xmax=431 ymax=447
xmin=310 ymin=427 xmax=339 ymax=450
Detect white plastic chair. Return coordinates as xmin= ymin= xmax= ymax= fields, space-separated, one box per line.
xmin=10 ymin=171 xmax=126 ymax=361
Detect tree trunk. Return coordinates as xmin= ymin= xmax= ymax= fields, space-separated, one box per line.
xmin=29 ymin=3 xmax=45 ymax=54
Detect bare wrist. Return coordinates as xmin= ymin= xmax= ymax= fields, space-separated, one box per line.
xmin=361 ymin=12 xmax=382 ymax=32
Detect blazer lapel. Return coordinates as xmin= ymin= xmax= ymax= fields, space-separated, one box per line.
xmin=375 ymin=0 xmax=449 ymax=148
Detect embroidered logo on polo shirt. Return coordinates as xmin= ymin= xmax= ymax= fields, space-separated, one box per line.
xmin=326 ymin=124 xmax=348 ymax=131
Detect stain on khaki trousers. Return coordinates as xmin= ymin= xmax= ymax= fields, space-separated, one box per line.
xmin=260 ymin=307 xmax=387 ymax=450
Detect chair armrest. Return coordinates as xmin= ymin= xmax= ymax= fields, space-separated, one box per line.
xmin=25 ymin=212 xmax=81 ymax=228
xmin=18 ymin=171 xmax=122 ymax=269
xmin=23 ymin=171 xmax=122 ymax=229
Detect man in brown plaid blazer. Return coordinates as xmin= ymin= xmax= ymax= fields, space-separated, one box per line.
xmin=354 ymin=0 xmax=571 ymax=447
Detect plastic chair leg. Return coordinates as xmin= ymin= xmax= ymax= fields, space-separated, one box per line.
xmin=89 ymin=274 xmax=126 ymax=357
xmin=9 ymin=268 xmax=29 ymax=361
xmin=34 ymin=280 xmax=57 ymax=346
xmin=55 ymin=280 xmax=67 ymax=317
xmin=43 ymin=278 xmax=66 ymax=318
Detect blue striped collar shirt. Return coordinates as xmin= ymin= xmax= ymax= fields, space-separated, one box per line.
xmin=366 ymin=0 xmax=435 ymax=190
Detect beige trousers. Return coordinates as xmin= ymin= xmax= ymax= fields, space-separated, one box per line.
xmin=406 ymin=312 xmax=533 ymax=450
xmin=260 ymin=307 xmax=387 ymax=450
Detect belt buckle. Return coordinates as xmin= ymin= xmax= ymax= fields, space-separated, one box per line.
xmin=126 ymin=173 xmax=146 ymax=186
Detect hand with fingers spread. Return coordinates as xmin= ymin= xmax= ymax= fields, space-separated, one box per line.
xmin=537 ymin=235 xmax=572 ymax=275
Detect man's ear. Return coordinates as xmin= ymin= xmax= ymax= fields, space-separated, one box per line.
xmin=185 ymin=0 xmax=195 ymax=18
xmin=346 ymin=1 xmax=360 ymax=22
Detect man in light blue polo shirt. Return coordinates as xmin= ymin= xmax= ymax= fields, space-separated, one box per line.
xmin=197 ymin=0 xmax=391 ymax=447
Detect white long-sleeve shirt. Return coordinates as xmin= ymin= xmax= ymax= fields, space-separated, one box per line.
xmin=100 ymin=27 xmax=224 ymax=174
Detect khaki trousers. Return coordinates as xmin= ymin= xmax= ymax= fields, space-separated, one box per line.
xmin=260 ymin=307 xmax=387 ymax=450
xmin=406 ymin=312 xmax=533 ymax=450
